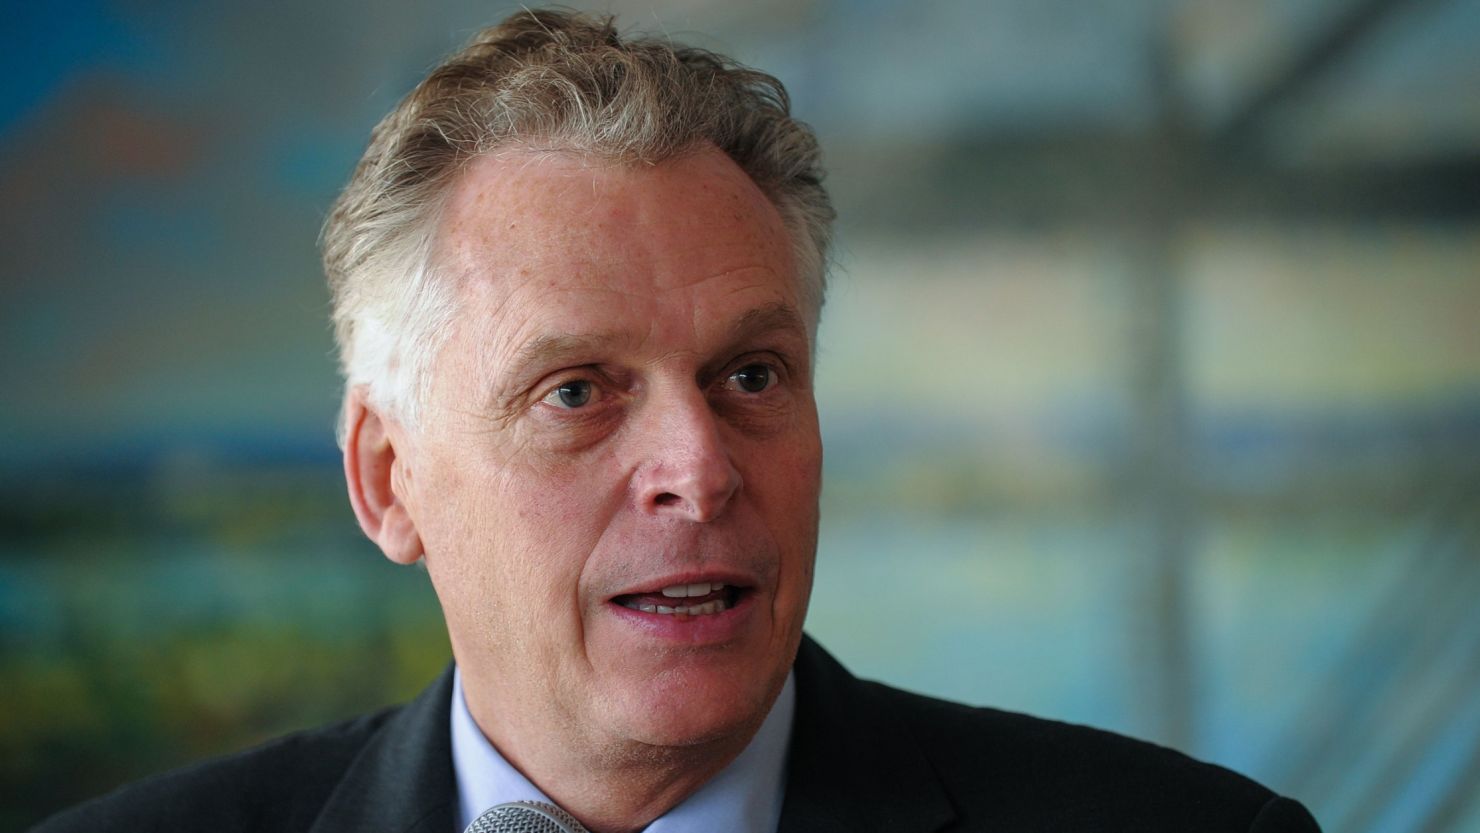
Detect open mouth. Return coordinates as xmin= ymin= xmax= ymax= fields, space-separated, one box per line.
xmin=611 ymin=582 xmax=747 ymax=617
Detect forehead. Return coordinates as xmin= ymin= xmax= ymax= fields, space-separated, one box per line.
xmin=432 ymin=146 xmax=807 ymax=356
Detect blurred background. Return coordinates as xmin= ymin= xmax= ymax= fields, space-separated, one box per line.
xmin=2 ymin=0 xmax=1478 ymax=829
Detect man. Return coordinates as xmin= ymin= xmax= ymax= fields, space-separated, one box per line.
xmin=35 ymin=10 xmax=1320 ymax=833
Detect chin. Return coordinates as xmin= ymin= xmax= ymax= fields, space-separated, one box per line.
xmin=605 ymin=665 xmax=779 ymax=750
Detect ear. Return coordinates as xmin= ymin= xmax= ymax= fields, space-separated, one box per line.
xmin=343 ymin=387 xmax=425 ymax=565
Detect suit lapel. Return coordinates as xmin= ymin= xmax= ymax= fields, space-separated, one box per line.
xmin=301 ymin=640 xmax=954 ymax=833
xmin=778 ymin=637 xmax=957 ymax=833
xmin=307 ymin=666 xmax=458 ymax=833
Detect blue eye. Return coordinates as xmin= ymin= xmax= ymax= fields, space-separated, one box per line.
xmin=552 ymin=380 xmax=592 ymax=408
xmin=729 ymin=364 xmax=774 ymax=393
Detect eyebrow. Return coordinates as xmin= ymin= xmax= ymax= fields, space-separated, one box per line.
xmin=496 ymin=330 xmax=633 ymax=400
xmin=703 ymin=300 xmax=812 ymax=384
xmin=728 ymin=301 xmax=809 ymax=344
xmin=492 ymin=300 xmax=810 ymax=408
xmin=507 ymin=331 xmax=630 ymax=376
xmin=510 ymin=301 xmax=807 ymax=371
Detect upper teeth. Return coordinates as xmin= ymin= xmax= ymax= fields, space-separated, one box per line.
xmin=661 ymin=582 xmax=727 ymax=598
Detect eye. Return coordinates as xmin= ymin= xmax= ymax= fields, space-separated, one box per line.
xmin=727 ymin=363 xmax=776 ymax=394
xmin=545 ymin=379 xmax=594 ymax=409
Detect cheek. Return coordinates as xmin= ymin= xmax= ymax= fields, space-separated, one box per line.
xmin=739 ymin=430 xmax=822 ymax=518
xmin=482 ymin=454 xmax=628 ymax=593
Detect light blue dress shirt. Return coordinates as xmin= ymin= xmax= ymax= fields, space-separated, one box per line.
xmin=450 ymin=666 xmax=796 ymax=833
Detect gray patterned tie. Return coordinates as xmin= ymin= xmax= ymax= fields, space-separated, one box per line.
xmin=463 ymin=801 xmax=590 ymax=833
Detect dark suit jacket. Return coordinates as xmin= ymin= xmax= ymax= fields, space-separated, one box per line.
xmin=33 ymin=636 xmax=1320 ymax=832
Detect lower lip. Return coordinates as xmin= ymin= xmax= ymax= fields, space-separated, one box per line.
xmin=604 ymin=591 xmax=756 ymax=645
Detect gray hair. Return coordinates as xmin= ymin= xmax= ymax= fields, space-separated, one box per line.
xmin=321 ymin=9 xmax=834 ymax=435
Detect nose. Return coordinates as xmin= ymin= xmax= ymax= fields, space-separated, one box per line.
xmin=631 ymin=388 xmax=742 ymax=522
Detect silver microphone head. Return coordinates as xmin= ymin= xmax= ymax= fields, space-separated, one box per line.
xmin=464 ymin=800 xmax=590 ymax=833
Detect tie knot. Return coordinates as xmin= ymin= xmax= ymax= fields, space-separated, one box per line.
xmin=464 ymin=801 xmax=590 ymax=833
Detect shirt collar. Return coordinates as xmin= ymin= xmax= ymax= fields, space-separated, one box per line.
xmin=450 ymin=666 xmax=796 ymax=833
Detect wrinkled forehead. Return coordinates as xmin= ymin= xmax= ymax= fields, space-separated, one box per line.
xmin=442 ymin=148 xmax=805 ymax=304
xmin=426 ymin=146 xmax=813 ymax=371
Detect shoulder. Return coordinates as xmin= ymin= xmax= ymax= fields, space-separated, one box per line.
xmin=28 ymin=706 xmax=399 ymax=833
xmin=788 ymin=637 xmax=1321 ymax=830
xmin=872 ymin=679 xmax=1258 ymax=791
xmin=865 ymin=680 xmax=1320 ymax=832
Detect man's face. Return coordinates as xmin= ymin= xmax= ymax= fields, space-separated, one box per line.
xmin=397 ymin=146 xmax=820 ymax=756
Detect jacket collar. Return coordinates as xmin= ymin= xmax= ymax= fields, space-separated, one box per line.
xmin=778 ymin=636 xmax=957 ymax=833
xmin=307 ymin=665 xmax=458 ymax=833
xmin=304 ymin=636 xmax=955 ymax=833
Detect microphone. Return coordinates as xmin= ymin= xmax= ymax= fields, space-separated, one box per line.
xmin=464 ymin=801 xmax=589 ymax=833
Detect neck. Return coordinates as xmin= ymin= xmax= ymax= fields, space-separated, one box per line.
xmin=530 ymin=741 xmax=743 ymax=833
xmin=462 ymin=688 xmax=762 ymax=833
